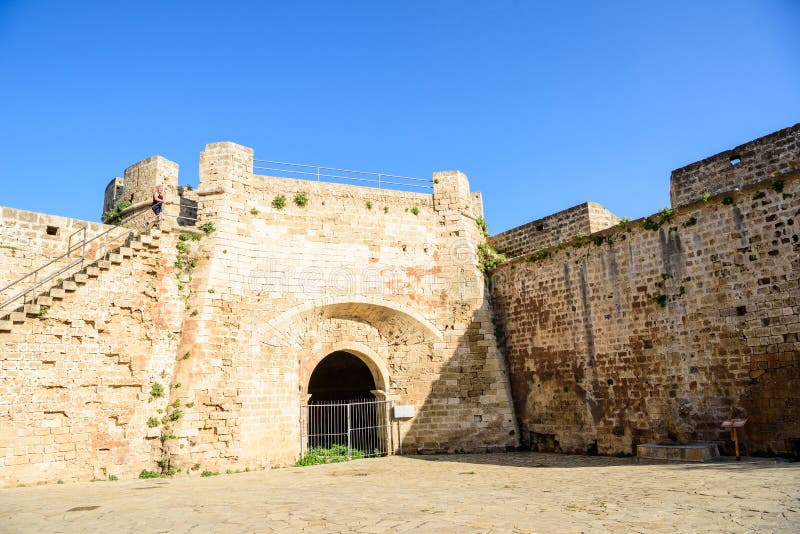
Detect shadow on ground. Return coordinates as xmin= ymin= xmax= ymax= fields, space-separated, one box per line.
xmin=403 ymin=451 xmax=800 ymax=471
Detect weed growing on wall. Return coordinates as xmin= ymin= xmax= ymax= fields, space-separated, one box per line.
xmin=293 ymin=192 xmax=308 ymax=207
xmin=102 ymin=200 xmax=131 ymax=224
xmin=475 ymin=217 xmax=507 ymax=273
xmin=272 ymin=195 xmax=287 ymax=209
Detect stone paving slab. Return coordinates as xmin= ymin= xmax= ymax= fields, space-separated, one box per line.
xmin=0 ymin=452 xmax=798 ymax=533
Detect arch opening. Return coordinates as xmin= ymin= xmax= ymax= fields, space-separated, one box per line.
xmin=304 ymin=351 xmax=389 ymax=456
xmin=308 ymin=351 xmax=377 ymax=402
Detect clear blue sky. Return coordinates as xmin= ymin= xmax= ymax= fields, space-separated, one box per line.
xmin=1 ymin=1 xmax=798 ymax=233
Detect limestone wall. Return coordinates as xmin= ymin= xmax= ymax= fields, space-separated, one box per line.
xmin=0 ymin=227 xmax=186 ymax=486
xmin=489 ymin=202 xmax=619 ymax=259
xmin=670 ymin=123 xmax=800 ymax=209
xmin=492 ymin=173 xmax=800 ymax=455
xmin=163 ymin=143 xmax=518 ymax=472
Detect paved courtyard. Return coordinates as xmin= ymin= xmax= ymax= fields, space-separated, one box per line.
xmin=0 ymin=452 xmax=798 ymax=533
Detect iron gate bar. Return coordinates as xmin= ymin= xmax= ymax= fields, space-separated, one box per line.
xmin=300 ymin=398 xmax=394 ymax=461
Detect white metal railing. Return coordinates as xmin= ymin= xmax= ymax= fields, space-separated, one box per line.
xmin=253 ymin=159 xmax=432 ymax=191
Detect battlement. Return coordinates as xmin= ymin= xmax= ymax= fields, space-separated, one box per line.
xmin=488 ymin=202 xmax=619 ymax=258
xmin=670 ymin=123 xmax=800 ymax=208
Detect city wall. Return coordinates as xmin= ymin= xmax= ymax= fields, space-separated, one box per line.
xmin=489 ymin=202 xmax=620 ymax=259
xmin=491 ymin=126 xmax=800 ymax=456
xmin=670 ymin=123 xmax=799 ymax=208
xmin=165 ymin=143 xmax=517 ymax=473
xmin=0 ymin=142 xmax=518 ymax=486
xmin=0 ymin=226 xmax=186 ymax=484
xmin=2 ymin=125 xmax=798 ymax=487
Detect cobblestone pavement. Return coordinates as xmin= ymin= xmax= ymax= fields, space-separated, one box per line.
xmin=0 ymin=453 xmax=798 ymax=533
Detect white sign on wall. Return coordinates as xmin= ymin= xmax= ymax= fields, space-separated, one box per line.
xmin=393 ymin=405 xmax=415 ymax=419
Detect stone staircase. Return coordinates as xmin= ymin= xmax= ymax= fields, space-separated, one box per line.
xmin=0 ymin=227 xmax=162 ymax=333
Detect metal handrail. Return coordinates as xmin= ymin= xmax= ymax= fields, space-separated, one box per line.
xmin=253 ymin=158 xmax=432 ymax=190
xmin=0 ymin=210 xmax=200 ymax=315
xmin=0 ymin=230 xmax=85 ymax=297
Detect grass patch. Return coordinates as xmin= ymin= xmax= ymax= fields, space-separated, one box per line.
xmin=294 ymin=444 xmax=370 ymax=466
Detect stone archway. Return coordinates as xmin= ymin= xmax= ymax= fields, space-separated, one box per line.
xmin=303 ymin=348 xmax=392 ymax=456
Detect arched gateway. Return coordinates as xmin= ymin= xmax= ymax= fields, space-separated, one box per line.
xmin=302 ymin=349 xmax=393 ymax=458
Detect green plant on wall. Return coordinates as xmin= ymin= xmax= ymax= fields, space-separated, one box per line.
xmin=272 ymin=195 xmax=287 ymax=209
xmin=102 ymin=200 xmax=131 ymax=225
xmin=293 ymin=192 xmax=308 ymax=207
xmin=478 ymin=243 xmax=507 ymax=274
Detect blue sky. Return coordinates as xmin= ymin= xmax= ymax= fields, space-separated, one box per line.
xmin=0 ymin=1 xmax=798 ymax=233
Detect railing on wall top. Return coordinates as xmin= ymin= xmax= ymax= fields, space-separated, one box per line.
xmin=253 ymin=159 xmax=432 ymax=191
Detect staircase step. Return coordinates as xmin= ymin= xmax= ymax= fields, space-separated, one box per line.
xmin=130 ymin=240 xmax=143 ymax=250
xmin=86 ymin=266 xmax=100 ymax=278
xmin=109 ymin=253 xmax=123 ymax=264
xmin=140 ymin=235 xmax=153 ymax=245
xmin=119 ymin=247 xmax=133 ymax=258
xmin=24 ymin=304 xmax=42 ymax=316
xmin=150 ymin=229 xmax=161 ymax=239
xmin=0 ymin=320 xmax=11 ymax=332
xmin=63 ymin=281 xmax=78 ymax=292
xmin=10 ymin=312 xmax=25 ymax=323
xmin=97 ymin=260 xmax=111 ymax=270
xmin=74 ymin=274 xmax=88 ymax=284
xmin=36 ymin=296 xmax=53 ymax=306
xmin=49 ymin=288 xmax=65 ymax=300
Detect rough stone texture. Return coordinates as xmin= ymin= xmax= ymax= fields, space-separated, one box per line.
xmin=0 ymin=143 xmax=518 ymax=487
xmin=4 ymin=126 xmax=799 ymax=488
xmin=489 ymin=202 xmax=620 ymax=259
xmin=636 ymin=443 xmax=720 ymax=462
xmin=166 ymin=145 xmax=518 ymax=473
xmin=0 ymin=227 xmax=186 ymax=485
xmin=670 ymin=123 xmax=800 ymax=209
xmin=492 ymin=173 xmax=800 ymax=456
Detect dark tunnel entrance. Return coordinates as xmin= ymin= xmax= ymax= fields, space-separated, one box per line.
xmin=304 ymin=351 xmax=387 ymax=457
xmin=308 ymin=351 xmax=376 ymax=402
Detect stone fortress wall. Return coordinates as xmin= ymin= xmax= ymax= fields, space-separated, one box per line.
xmin=490 ymin=123 xmax=800 ymax=456
xmin=0 ymin=142 xmax=518 ymax=487
xmin=489 ymin=202 xmax=620 ymax=259
xmin=1 ymin=124 xmax=798 ymax=488
xmin=670 ymin=124 xmax=800 ymax=209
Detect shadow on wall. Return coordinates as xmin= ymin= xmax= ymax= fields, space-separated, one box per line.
xmin=488 ymin=173 xmax=800 ymax=458
xmin=400 ymin=297 xmax=519 ymax=455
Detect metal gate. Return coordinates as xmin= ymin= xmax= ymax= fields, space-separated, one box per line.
xmin=300 ymin=398 xmax=394 ymax=461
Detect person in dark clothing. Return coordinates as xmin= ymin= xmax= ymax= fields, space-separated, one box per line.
xmin=152 ymin=185 xmax=164 ymax=225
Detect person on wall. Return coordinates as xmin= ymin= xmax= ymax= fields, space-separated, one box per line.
xmin=152 ymin=185 xmax=164 ymax=226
